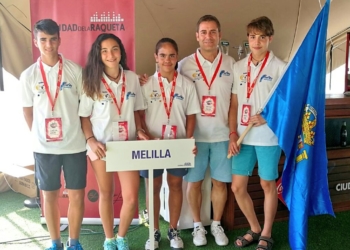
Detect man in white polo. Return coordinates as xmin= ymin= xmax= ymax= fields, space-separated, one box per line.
xmin=178 ymin=14 xmax=235 ymax=247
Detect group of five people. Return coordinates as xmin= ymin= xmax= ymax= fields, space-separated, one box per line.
xmin=20 ymin=13 xmax=285 ymax=250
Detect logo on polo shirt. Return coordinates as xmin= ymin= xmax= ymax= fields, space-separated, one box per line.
xmin=219 ymin=70 xmax=230 ymax=77
xmin=60 ymin=82 xmax=72 ymax=90
xmin=173 ymin=93 xmax=184 ymax=100
xmin=192 ymin=70 xmax=202 ymax=81
xmin=260 ymin=75 xmax=273 ymax=82
xmin=126 ymin=91 xmax=136 ymax=100
xmin=150 ymin=90 xmax=161 ymax=103
xmin=239 ymin=73 xmax=247 ymax=85
xmin=100 ymin=91 xmax=113 ymax=105
xmin=35 ymin=82 xmax=46 ymax=95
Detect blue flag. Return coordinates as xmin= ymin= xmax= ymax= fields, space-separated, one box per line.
xmin=261 ymin=0 xmax=334 ymax=249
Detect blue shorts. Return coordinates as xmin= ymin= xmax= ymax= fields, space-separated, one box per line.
xmin=231 ymin=144 xmax=281 ymax=181
xmin=184 ymin=141 xmax=232 ymax=183
xmin=34 ymin=151 xmax=87 ymax=191
xmin=140 ymin=168 xmax=188 ymax=178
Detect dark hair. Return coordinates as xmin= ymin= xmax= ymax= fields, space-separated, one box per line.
xmin=83 ymin=33 xmax=129 ymax=98
xmin=155 ymin=37 xmax=179 ymax=55
xmin=196 ymin=15 xmax=221 ymax=32
xmin=247 ymin=16 xmax=274 ymax=36
xmin=33 ymin=19 xmax=60 ymax=38
xmin=155 ymin=38 xmax=179 ymax=70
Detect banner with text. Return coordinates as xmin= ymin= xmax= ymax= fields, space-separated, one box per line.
xmin=30 ymin=0 xmax=135 ymax=69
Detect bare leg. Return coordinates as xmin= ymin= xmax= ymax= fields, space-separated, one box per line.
xmin=186 ymin=180 xmax=203 ymax=222
xmin=211 ymin=178 xmax=227 ymax=221
xmin=167 ymin=173 xmax=183 ymax=228
xmin=231 ymin=175 xmax=261 ymax=246
xmin=43 ymin=190 xmax=61 ymax=240
xmin=117 ymin=171 xmax=140 ymax=237
xmin=67 ymin=189 xmax=85 ymax=239
xmin=256 ymin=179 xmax=277 ymax=249
xmin=91 ymin=160 xmax=115 ymax=238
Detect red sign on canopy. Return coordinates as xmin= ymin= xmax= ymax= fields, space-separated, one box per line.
xmin=30 ymin=0 xmax=135 ymax=69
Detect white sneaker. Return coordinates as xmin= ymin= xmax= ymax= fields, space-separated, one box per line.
xmin=192 ymin=226 xmax=207 ymax=246
xmin=211 ymin=224 xmax=229 ymax=246
xmin=145 ymin=239 xmax=159 ymax=250
xmin=167 ymin=229 xmax=184 ymax=249
xmin=145 ymin=229 xmax=161 ymax=250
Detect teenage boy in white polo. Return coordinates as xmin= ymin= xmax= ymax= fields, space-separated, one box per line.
xmin=228 ymin=16 xmax=286 ymax=250
xmin=178 ymin=15 xmax=235 ymax=247
xmin=20 ymin=19 xmax=87 ymax=250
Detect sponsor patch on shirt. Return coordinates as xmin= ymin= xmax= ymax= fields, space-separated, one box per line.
xmin=35 ymin=82 xmax=46 ymax=95
xmin=126 ymin=91 xmax=136 ymax=100
xmin=191 ymin=70 xmax=202 ymax=81
xmin=150 ymin=90 xmax=161 ymax=103
xmin=100 ymin=91 xmax=113 ymax=105
xmin=60 ymin=82 xmax=72 ymax=90
xmin=260 ymin=74 xmax=273 ymax=82
xmin=173 ymin=93 xmax=184 ymax=100
xmin=239 ymin=73 xmax=247 ymax=85
xmin=219 ymin=70 xmax=230 ymax=77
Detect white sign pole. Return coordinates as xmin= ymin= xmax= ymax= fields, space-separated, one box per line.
xmin=148 ymin=169 xmax=155 ymax=249
xmin=106 ymin=139 xmax=195 ymax=250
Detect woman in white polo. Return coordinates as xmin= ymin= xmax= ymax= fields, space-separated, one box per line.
xmin=139 ymin=38 xmax=200 ymax=250
xmin=79 ymin=33 xmax=147 ymax=250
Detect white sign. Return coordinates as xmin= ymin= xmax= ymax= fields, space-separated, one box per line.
xmin=106 ymin=139 xmax=195 ymax=172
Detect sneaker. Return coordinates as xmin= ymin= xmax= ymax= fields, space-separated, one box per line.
xmin=211 ymin=224 xmax=229 ymax=246
xmin=142 ymin=209 xmax=149 ymax=222
xmin=116 ymin=237 xmax=129 ymax=250
xmin=167 ymin=228 xmax=184 ymax=249
xmin=45 ymin=243 xmax=64 ymax=250
xmin=192 ymin=226 xmax=207 ymax=246
xmin=145 ymin=229 xmax=161 ymax=250
xmin=103 ymin=239 xmax=117 ymax=250
xmin=66 ymin=241 xmax=84 ymax=250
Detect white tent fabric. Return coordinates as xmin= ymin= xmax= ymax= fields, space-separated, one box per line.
xmin=0 ymin=0 xmax=349 ymax=80
xmin=0 ymin=1 xmax=32 ymax=79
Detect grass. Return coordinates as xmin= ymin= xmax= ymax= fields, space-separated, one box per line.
xmin=0 ymin=178 xmax=349 ymax=249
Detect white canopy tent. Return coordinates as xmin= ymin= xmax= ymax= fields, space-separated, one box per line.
xmin=0 ymin=0 xmax=349 ymax=89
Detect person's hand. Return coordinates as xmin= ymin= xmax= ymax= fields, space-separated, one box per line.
xmin=228 ymin=133 xmax=240 ymax=157
xmin=147 ymin=135 xmax=160 ymax=140
xmin=88 ymin=138 xmax=106 ymax=159
xmin=137 ymin=130 xmax=149 ymax=140
xmin=189 ymin=136 xmax=197 ymax=155
xmin=192 ymin=145 xmax=198 ymax=155
xmin=249 ymin=114 xmax=266 ymax=127
xmin=139 ymin=74 xmax=149 ymax=86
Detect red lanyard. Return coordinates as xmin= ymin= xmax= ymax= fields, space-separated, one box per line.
xmin=246 ymin=51 xmax=270 ymax=101
xmin=39 ymin=55 xmax=63 ymax=112
xmin=158 ymin=71 xmax=178 ymax=121
xmin=195 ymin=52 xmax=222 ymax=93
xmin=101 ymin=73 xmax=126 ymax=117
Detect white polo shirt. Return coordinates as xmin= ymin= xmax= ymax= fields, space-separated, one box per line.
xmin=178 ymin=49 xmax=235 ymax=142
xmin=232 ymin=51 xmax=286 ymax=146
xmin=79 ymin=68 xmax=145 ymax=144
xmin=142 ymin=72 xmax=201 ymax=139
xmin=20 ymin=54 xmax=86 ymax=154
